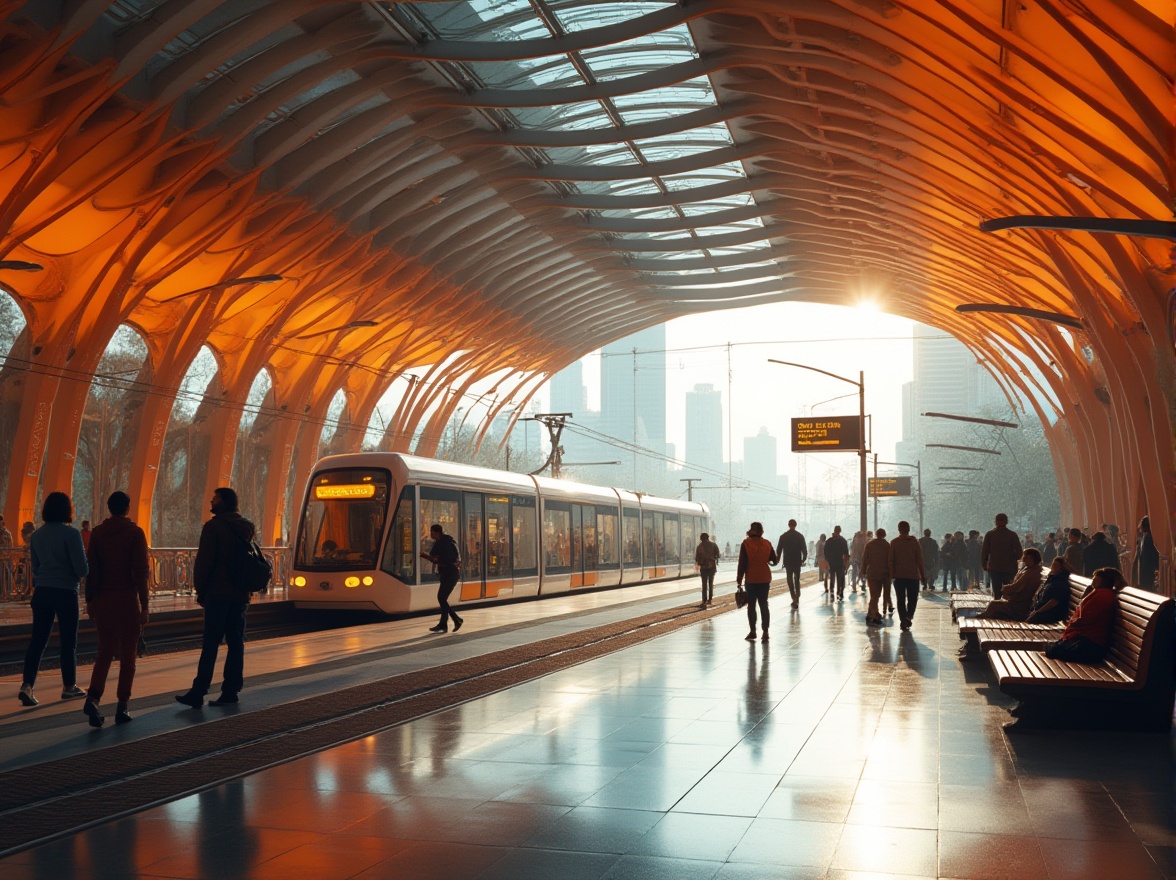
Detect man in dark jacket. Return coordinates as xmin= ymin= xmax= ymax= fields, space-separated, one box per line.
xmin=1082 ymin=531 xmax=1119 ymax=575
xmin=177 ymin=487 xmax=256 ymax=708
xmin=421 ymin=524 xmax=463 ymax=633
xmin=824 ymin=526 xmax=849 ymax=600
xmin=775 ymin=520 xmax=807 ymax=608
xmin=981 ymin=513 xmax=1023 ymax=600
xmin=965 ymin=530 xmax=982 ymax=589
xmin=919 ymin=529 xmax=939 ymax=592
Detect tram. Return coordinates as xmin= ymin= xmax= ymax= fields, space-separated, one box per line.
xmin=290 ymin=453 xmax=711 ymax=614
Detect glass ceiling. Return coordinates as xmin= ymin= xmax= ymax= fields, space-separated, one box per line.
xmin=390 ymin=0 xmax=785 ymax=286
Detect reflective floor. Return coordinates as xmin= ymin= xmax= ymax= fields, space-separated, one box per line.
xmin=3 ymin=586 xmax=1173 ymax=879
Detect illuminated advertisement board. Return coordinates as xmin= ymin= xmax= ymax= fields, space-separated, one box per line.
xmin=791 ymin=416 xmax=863 ymax=452
xmin=868 ymin=476 xmax=912 ymax=497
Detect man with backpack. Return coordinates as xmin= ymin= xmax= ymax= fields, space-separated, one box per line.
xmin=176 ymin=487 xmax=263 ymax=709
xmin=421 ymin=523 xmax=463 ymax=633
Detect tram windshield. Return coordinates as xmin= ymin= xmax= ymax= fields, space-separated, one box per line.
xmin=296 ymin=468 xmax=391 ymax=570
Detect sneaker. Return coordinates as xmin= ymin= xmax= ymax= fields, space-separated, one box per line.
xmin=744 ymin=632 xmax=757 ymax=641
xmin=83 ymin=700 xmax=104 ymax=728
xmin=428 ymin=624 xmax=447 ymax=633
xmin=210 ymin=693 xmax=239 ymax=706
xmin=61 ymin=685 xmax=86 ymax=700
xmin=115 ymin=706 xmax=133 ymax=724
xmin=453 ymin=617 xmax=464 ymax=632
xmin=900 ymin=620 xmax=911 ymax=631
xmin=18 ymin=684 xmax=37 ymax=707
xmin=175 ymin=691 xmax=204 ymax=708
xmin=761 ymin=632 xmax=770 ymax=642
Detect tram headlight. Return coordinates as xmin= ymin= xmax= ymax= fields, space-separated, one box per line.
xmin=293 ymin=576 xmax=306 ymax=587
xmin=344 ymin=576 xmax=360 ymax=588
xmin=362 ymin=576 xmax=374 ymax=586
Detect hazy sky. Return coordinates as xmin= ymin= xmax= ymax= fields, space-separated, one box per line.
xmin=549 ymin=300 xmax=936 ymax=491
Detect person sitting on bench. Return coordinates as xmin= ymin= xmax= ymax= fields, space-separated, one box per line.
xmin=1044 ymin=567 xmax=1126 ymax=664
xmin=974 ymin=548 xmax=1042 ymax=621
xmin=1024 ymin=556 xmax=1075 ymax=625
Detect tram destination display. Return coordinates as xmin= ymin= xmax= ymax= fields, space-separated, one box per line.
xmin=868 ymin=476 xmax=912 ymax=497
xmin=791 ymin=416 xmax=863 ymax=452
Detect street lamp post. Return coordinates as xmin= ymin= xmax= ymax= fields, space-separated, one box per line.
xmin=769 ymin=360 xmax=867 ymax=538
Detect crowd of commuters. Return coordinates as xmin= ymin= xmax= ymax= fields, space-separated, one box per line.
xmin=16 ymin=486 xmax=264 ymax=727
xmin=705 ymin=510 xmax=1157 ymax=655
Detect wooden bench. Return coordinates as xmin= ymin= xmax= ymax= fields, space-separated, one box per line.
xmin=956 ymin=577 xmax=1091 ymax=656
xmin=987 ymin=587 xmax=1175 ymax=731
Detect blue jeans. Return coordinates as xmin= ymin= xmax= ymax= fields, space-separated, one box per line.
xmin=192 ymin=598 xmax=248 ymax=696
xmin=23 ymin=587 xmax=79 ymax=687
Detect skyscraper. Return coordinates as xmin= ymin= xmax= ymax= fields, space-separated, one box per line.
xmin=685 ymin=383 xmax=723 ymax=476
xmin=743 ymin=427 xmax=778 ymax=492
xmin=600 ymin=324 xmax=666 ymax=453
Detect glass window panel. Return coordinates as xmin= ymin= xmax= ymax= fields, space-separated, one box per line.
xmin=551 ymin=1 xmax=673 ymax=33
xmin=486 ymin=496 xmax=511 ymax=578
xmin=597 ymin=507 xmax=619 ymax=567
xmin=410 ymin=0 xmax=548 ymax=41
xmin=419 ymin=487 xmax=460 ymax=583
xmin=543 ymin=143 xmax=637 ymax=167
xmin=511 ymin=102 xmax=615 ymax=132
xmin=642 ymin=510 xmax=656 ymax=565
xmin=511 ymin=495 xmax=538 ymax=573
xmin=612 ymin=78 xmax=714 ymax=113
xmin=466 ymin=56 xmax=583 ymax=90
xmin=571 ymin=504 xmax=584 ymax=573
xmin=462 ymin=492 xmax=484 ymax=583
xmin=381 ymin=487 xmax=417 ymax=584
xmin=664 ymin=513 xmax=680 ymax=564
xmin=296 ymin=468 xmax=390 ymax=570
xmin=543 ymin=502 xmax=572 ymax=571
xmin=682 ymin=515 xmax=695 ymax=561
xmin=623 ymin=508 xmax=641 ymax=565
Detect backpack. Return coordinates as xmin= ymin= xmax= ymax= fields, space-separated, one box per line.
xmin=225 ymin=522 xmax=272 ymax=594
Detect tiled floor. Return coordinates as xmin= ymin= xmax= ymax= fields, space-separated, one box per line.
xmin=3 ymin=584 xmax=1173 ymax=879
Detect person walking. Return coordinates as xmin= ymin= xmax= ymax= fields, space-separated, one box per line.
xmin=19 ymin=492 xmax=89 ymax=706
xmin=824 ymin=525 xmax=849 ymax=600
xmin=965 ymin=530 xmax=982 ymax=588
xmin=849 ymin=530 xmax=866 ymax=593
xmin=861 ymin=528 xmax=890 ymax=626
xmin=736 ymin=522 xmax=778 ymax=642
xmin=919 ymin=529 xmax=939 ymax=592
xmin=695 ymin=531 xmax=721 ymax=607
xmin=814 ymin=533 xmax=828 ymax=591
xmin=421 ymin=523 xmax=463 ymax=633
xmin=889 ymin=521 xmax=927 ymax=631
xmin=80 ymin=520 xmax=92 ymax=553
xmin=981 ymin=513 xmax=1022 ymax=600
xmin=81 ymin=491 xmax=150 ymax=727
xmin=1133 ymin=517 xmax=1159 ymax=590
xmin=176 ymin=487 xmax=256 ymax=709
xmin=939 ymin=533 xmax=956 ymax=591
xmin=775 ymin=520 xmax=807 ymax=609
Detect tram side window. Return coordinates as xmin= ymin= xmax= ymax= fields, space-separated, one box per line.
xmin=581 ymin=506 xmax=597 ymax=571
xmin=512 ymin=495 xmax=538 ymax=576
xmin=543 ymin=503 xmax=571 ymax=571
xmin=419 ymin=487 xmax=460 ymax=583
xmin=664 ymin=514 xmax=680 ymax=565
xmin=622 ymin=509 xmax=641 ymax=566
xmin=380 ymin=487 xmax=416 ymax=583
xmin=486 ymin=496 xmax=511 ymax=579
xmin=681 ymin=515 xmax=695 ymax=561
xmin=642 ymin=511 xmax=656 ymax=566
xmin=597 ymin=508 xmax=619 ymax=567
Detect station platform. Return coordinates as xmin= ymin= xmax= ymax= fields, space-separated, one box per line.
xmin=2 ymin=573 xmax=1173 ymax=880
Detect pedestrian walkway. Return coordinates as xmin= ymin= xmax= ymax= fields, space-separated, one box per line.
xmin=3 ymin=579 xmax=1171 ymax=879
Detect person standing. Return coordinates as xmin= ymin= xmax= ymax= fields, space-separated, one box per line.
xmin=815 ymin=533 xmax=828 ymax=591
xmin=0 ymin=514 xmax=12 ymax=599
xmin=0 ymin=514 xmax=12 ymax=548
xmin=824 ymin=525 xmax=849 ymax=600
xmin=695 ymin=531 xmax=721 ymax=607
xmin=736 ymin=522 xmax=778 ymax=641
xmin=981 ymin=513 xmax=1022 ymax=600
xmin=861 ymin=528 xmax=890 ymax=626
xmin=889 ymin=521 xmax=927 ymax=631
xmin=82 ymin=492 xmax=150 ymax=727
xmin=20 ymin=520 xmax=34 ymax=546
xmin=1040 ymin=532 xmax=1058 ymax=566
xmin=421 ymin=523 xmax=463 ymax=633
xmin=176 ymin=487 xmax=256 ymax=709
xmin=1133 ymin=517 xmax=1158 ymax=591
xmin=1061 ymin=528 xmax=1084 ymax=573
xmin=19 ymin=492 xmax=89 ymax=706
xmin=919 ymin=529 xmax=938 ymax=592
xmin=965 ymin=530 xmax=982 ymax=588
xmin=775 ymin=520 xmax=807 ymax=609
xmin=849 ymin=530 xmax=866 ymax=593
xmin=1082 ymin=531 xmax=1119 ymax=575
xmin=80 ymin=520 xmax=92 ymax=553
xmin=938 ymin=533 xmax=955 ymax=591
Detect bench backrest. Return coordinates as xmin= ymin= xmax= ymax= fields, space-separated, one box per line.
xmin=1068 ymin=576 xmax=1091 ymax=612
xmin=1108 ymin=587 xmax=1174 ymax=680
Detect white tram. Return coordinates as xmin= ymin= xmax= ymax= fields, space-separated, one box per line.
xmin=290 ymin=453 xmax=711 ymax=614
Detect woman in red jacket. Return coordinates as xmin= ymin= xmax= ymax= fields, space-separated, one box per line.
xmin=1045 ymin=567 xmax=1126 ymax=664
xmin=737 ymin=522 xmax=779 ymax=642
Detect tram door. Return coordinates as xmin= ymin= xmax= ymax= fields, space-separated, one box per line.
xmin=484 ymin=496 xmax=511 ymax=598
xmin=461 ymin=492 xmax=484 ymax=600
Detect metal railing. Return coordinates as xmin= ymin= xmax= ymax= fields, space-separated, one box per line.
xmin=0 ymin=547 xmax=292 ymax=601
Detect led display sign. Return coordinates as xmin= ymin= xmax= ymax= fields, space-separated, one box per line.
xmin=791 ymin=416 xmax=863 ymax=452
xmin=868 ymin=476 xmax=912 ymax=497
xmin=314 ymin=484 xmax=376 ymax=499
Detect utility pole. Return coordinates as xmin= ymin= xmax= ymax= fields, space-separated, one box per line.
xmin=873 ymin=452 xmax=879 ymax=531
xmin=525 ymin=413 xmax=572 ymax=478
xmin=681 ymin=477 xmax=700 ymax=502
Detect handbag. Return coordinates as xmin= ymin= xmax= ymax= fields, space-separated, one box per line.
xmin=735 ymin=587 xmax=748 ymax=609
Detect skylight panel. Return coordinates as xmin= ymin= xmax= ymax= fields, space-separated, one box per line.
xmin=466 ymin=55 xmax=583 ymax=89
xmin=413 ymin=0 xmax=547 ymax=41
xmin=510 ymin=102 xmax=615 ymax=132
xmin=611 ymin=78 xmax=714 ymax=114
xmin=550 ymin=1 xmax=674 ymax=33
